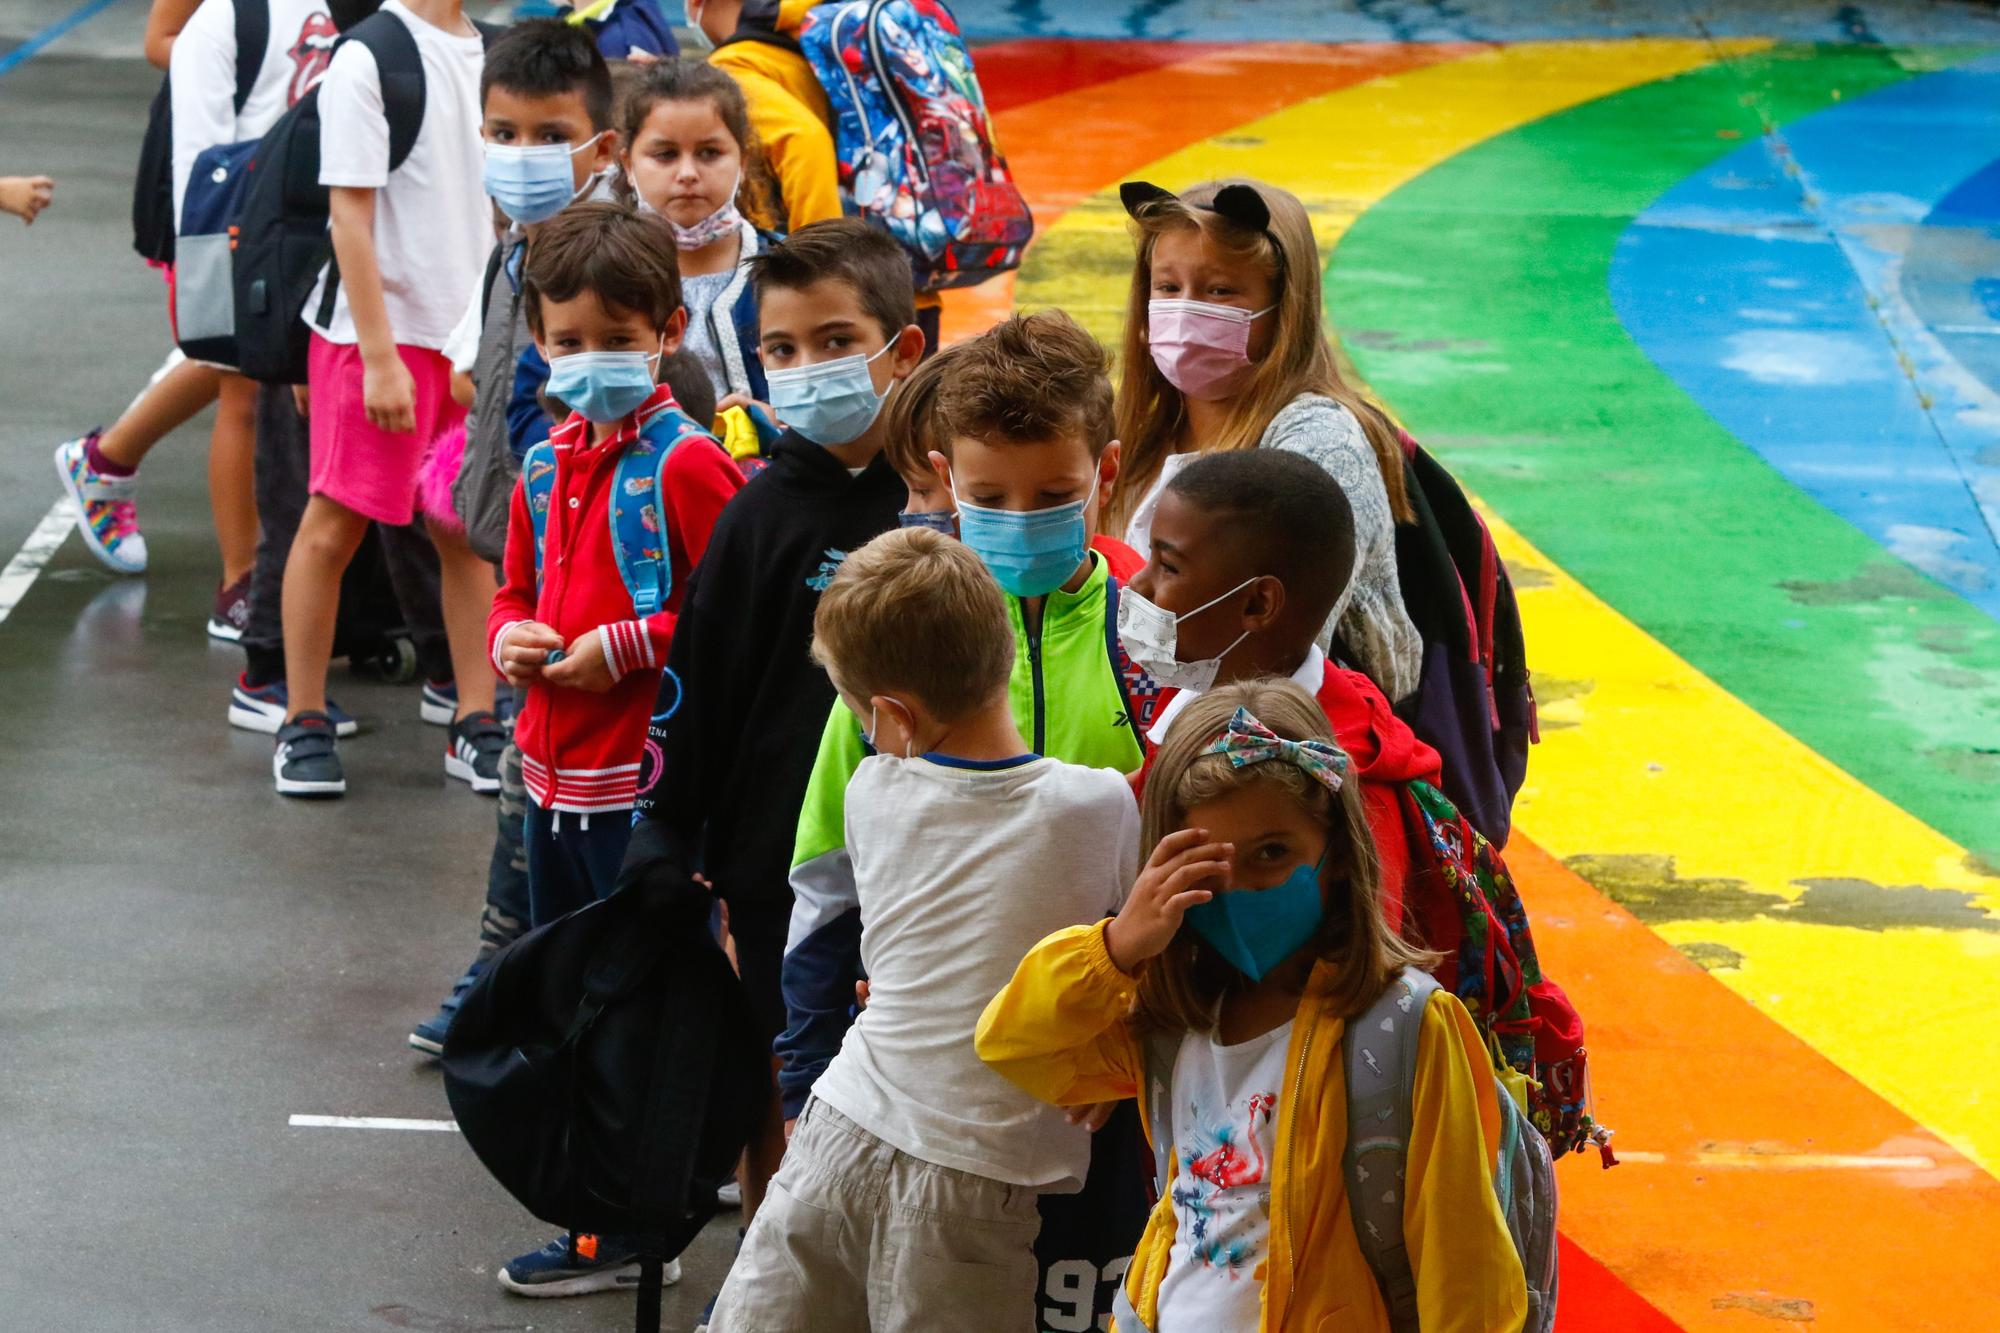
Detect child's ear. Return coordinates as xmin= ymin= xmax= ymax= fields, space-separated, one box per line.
xmin=657 ymin=307 xmax=689 ymax=357
xmin=1243 ymin=575 xmax=1286 ymax=631
xmin=1096 ymin=438 xmax=1122 ymax=497
xmin=589 ymin=128 xmax=618 ymax=174
xmin=926 ymin=448 xmax=953 ymax=490
xmin=889 ymin=323 xmax=926 ymax=379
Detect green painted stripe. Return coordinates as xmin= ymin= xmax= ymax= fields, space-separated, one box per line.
xmin=1329 ymin=44 xmax=2000 ymax=865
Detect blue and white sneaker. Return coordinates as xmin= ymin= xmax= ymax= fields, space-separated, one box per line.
xmin=420 ymin=678 xmax=457 ymax=726
xmin=274 ymin=713 xmax=345 ymax=798
xmin=446 ymin=711 xmax=508 ymax=794
xmin=229 ymin=675 xmax=357 ymax=737
xmin=497 ymin=1233 xmax=680 ymax=1299
xmin=408 ymin=957 xmax=484 ymax=1056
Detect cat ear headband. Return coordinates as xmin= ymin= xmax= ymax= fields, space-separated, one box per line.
xmin=1119 ymin=179 xmax=1272 ymax=238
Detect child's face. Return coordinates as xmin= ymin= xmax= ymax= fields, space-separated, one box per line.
xmin=624 ymin=97 xmax=743 ymax=230
xmin=1129 ymin=489 xmax=1271 ymax=663
xmin=1185 ymin=784 xmax=1329 ymax=899
xmin=535 ymin=290 xmax=685 ymax=363
xmin=482 ymin=85 xmax=612 ymax=192
xmin=901 ymin=472 xmax=953 ymax=517
xmin=930 ymin=431 xmax=1120 ymax=532
xmin=759 ymin=280 xmax=899 ymax=386
xmin=1149 ymin=225 xmax=1278 ymax=363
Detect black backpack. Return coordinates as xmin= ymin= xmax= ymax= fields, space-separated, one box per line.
xmin=231 ymin=10 xmax=429 ymax=384
xmin=442 ymin=872 xmax=768 ymax=1333
xmin=131 ymin=0 xmax=269 ymax=265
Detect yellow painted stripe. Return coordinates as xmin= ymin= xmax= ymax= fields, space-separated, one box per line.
xmin=1016 ymin=37 xmax=1766 ymax=343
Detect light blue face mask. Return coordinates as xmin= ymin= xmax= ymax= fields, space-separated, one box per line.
xmin=482 ymin=138 xmax=596 ymax=226
xmin=1184 ymin=854 xmax=1327 ymax=982
xmin=765 ymin=343 xmax=894 ymax=446
xmin=897 ymin=509 xmax=957 ymax=536
xmin=544 ymin=349 xmax=659 ymax=424
xmin=951 ymin=473 xmax=1097 ymax=598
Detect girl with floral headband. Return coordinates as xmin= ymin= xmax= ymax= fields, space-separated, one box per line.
xmin=977 ymin=678 xmax=1528 ymax=1333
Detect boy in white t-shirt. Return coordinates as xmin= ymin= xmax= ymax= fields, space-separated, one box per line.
xmin=274 ymin=0 xmax=501 ymax=798
xmin=706 ymin=526 xmax=1140 ymax=1333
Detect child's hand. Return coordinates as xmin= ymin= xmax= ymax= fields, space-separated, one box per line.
xmin=542 ymin=628 xmax=617 ymax=693
xmin=449 ymin=369 xmax=476 ymax=410
xmin=1065 ymin=1101 xmax=1118 ymax=1132
xmin=0 ymin=175 xmax=54 ymax=225
xmin=1104 ymin=828 xmax=1231 ymax=975
xmin=716 ymin=392 xmax=779 ymax=428
xmin=497 ymin=621 xmax=564 ymax=686
xmin=362 ymin=351 xmax=417 ymax=435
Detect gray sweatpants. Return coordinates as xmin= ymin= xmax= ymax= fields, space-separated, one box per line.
xmin=709 ymin=1098 xmax=1042 ymax=1333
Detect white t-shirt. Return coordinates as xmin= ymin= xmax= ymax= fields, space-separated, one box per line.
xmin=1156 ymin=1018 xmax=1294 ymax=1332
xmin=169 ymin=0 xmax=336 ymax=219
xmin=305 ymin=1 xmax=489 ymax=350
xmin=812 ymin=753 xmax=1140 ymax=1189
xmin=1122 ymin=450 xmax=1198 ymax=563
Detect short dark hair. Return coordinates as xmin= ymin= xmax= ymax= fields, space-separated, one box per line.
xmin=481 ymin=18 xmax=615 ymax=132
xmin=747 ymin=218 xmax=915 ymax=343
xmin=1166 ymin=450 xmax=1357 ymax=627
xmin=933 ymin=310 xmax=1115 ymax=460
xmin=523 ymin=202 xmax=683 ymax=336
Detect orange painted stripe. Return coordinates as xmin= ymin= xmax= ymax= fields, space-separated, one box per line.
xmin=1510 ymin=834 xmax=2000 ymax=1330
xmin=941 ymin=41 xmax=1487 ymax=341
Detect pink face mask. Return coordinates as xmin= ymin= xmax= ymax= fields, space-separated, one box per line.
xmin=1147 ymin=298 xmax=1275 ymax=400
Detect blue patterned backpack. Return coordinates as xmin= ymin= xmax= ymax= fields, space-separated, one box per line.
xmin=797 ymin=0 xmax=1033 ymax=291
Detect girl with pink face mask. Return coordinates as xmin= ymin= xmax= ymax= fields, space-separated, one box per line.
xmin=1109 ymin=179 xmax=1423 ymax=704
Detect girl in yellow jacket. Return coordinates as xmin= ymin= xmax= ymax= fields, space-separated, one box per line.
xmin=976 ymin=678 xmax=1528 ymax=1333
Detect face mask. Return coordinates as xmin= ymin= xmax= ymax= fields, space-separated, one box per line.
xmin=951 ymin=473 xmax=1098 ymax=599
xmin=1184 ymin=855 xmax=1325 ymax=982
xmin=1116 ymin=578 xmax=1258 ymax=693
xmin=1148 ymin=298 xmax=1275 ymax=401
xmin=664 ymin=169 xmax=743 ymax=251
xmin=544 ymin=348 xmax=659 ymax=423
xmin=865 ymin=699 xmax=917 ymax=760
xmin=766 ymin=343 xmax=894 ymax=447
xmin=898 ymin=509 xmax=957 ymax=536
xmin=483 ymin=137 xmax=600 ymax=226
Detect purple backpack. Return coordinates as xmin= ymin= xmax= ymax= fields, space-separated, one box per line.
xmin=798 ymin=0 xmax=1033 ymax=291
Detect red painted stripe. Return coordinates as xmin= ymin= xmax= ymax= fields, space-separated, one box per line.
xmin=971 ymin=38 xmax=1239 ymax=113
xmin=1554 ymin=1233 xmax=1683 ymax=1333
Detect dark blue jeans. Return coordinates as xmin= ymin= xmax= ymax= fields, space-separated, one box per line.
xmin=524 ymin=800 xmax=634 ymax=928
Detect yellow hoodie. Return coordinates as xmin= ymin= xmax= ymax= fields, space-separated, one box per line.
xmin=710 ymin=0 xmax=842 ymax=233
xmin=975 ymin=920 xmax=1528 ymax=1333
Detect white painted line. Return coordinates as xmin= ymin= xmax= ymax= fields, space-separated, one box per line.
xmin=288 ymin=1114 xmax=460 ymax=1132
xmin=0 ymin=499 xmax=75 ymax=627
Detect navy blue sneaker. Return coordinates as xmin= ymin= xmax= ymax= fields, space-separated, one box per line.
xmin=408 ymin=957 xmax=484 ymax=1056
xmin=230 ymin=675 xmax=357 ymax=737
xmin=497 ymin=1233 xmax=680 ymax=1299
xmin=274 ymin=713 xmax=345 ymax=798
xmin=446 ymin=711 xmax=508 ymax=794
xmin=420 ymin=678 xmax=456 ymax=726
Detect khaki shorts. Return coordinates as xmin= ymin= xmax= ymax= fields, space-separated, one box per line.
xmin=708 ymin=1098 xmax=1043 ymax=1333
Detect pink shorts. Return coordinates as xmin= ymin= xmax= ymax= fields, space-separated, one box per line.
xmin=307 ymin=333 xmax=465 ymax=526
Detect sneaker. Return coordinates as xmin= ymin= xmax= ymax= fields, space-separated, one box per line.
xmin=207 ymin=574 xmax=252 ymax=642
xmin=497 ymin=1233 xmax=681 ymax=1299
xmin=230 ymin=676 xmax=358 ymax=737
xmin=446 ymin=711 xmax=508 ymax=794
xmin=408 ymin=957 xmax=484 ymax=1056
xmin=419 ymin=678 xmax=457 ymax=726
xmin=274 ymin=712 xmax=345 ymax=798
xmin=54 ymin=433 xmax=147 ymax=575
xmin=715 ymin=1179 xmax=742 ymax=1209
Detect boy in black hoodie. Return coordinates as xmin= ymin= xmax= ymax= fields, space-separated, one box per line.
xmin=620 ymin=218 xmax=922 ymax=1236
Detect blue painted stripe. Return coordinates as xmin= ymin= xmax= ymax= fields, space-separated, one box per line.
xmin=0 ymin=0 xmax=128 ymax=79
xmin=1611 ymin=54 xmax=2000 ymax=620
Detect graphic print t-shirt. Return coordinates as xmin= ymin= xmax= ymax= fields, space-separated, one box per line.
xmin=1156 ymin=1018 xmax=1294 ymax=1333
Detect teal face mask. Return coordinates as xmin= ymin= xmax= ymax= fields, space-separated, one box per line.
xmin=950 ymin=472 xmax=1098 ymax=598
xmin=1183 ymin=855 xmax=1325 ymax=982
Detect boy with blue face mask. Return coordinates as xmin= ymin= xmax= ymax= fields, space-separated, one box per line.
xmin=782 ymin=308 xmax=1169 ymax=1333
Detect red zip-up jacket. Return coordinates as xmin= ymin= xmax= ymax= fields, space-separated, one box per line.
xmin=488 ymin=387 xmax=743 ymax=813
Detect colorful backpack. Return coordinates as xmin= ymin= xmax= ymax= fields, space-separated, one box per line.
xmin=797 ymin=0 xmax=1034 ymax=291
xmin=520 ymin=404 xmax=714 ymax=616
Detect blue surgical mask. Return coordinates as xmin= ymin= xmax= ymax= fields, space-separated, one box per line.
xmin=951 ymin=473 xmax=1097 ymax=598
xmin=1183 ymin=856 xmax=1325 ymax=982
xmin=897 ymin=509 xmax=957 ymax=536
xmin=766 ymin=344 xmax=894 ymax=446
xmin=483 ymin=138 xmax=597 ymax=225
xmin=544 ymin=349 xmax=659 ymax=424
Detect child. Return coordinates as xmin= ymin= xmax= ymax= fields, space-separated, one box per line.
xmin=878 ymin=340 xmax=962 ymax=532
xmin=273 ymin=0 xmax=497 ymax=797
xmin=976 ymin=681 xmax=1529 ymax=1333
xmin=1109 ymin=176 xmax=1423 ymax=704
xmin=781 ymin=309 xmax=1162 ymax=1331
xmin=580 ymin=217 xmax=916 ymax=1305
xmin=615 ymin=57 xmax=778 ymax=407
xmin=709 ymin=526 xmax=1140 ymax=1333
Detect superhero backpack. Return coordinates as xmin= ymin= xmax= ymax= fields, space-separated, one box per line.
xmin=796 ymin=0 xmax=1034 ymax=291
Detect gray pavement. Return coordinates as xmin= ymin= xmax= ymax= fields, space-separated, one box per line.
xmin=0 ymin=29 xmax=734 ymax=1333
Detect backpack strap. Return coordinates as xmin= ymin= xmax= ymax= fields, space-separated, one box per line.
xmin=232 ymin=0 xmax=268 ymax=115
xmin=1102 ymin=578 xmax=1166 ymax=739
xmin=1137 ymin=1026 xmax=1180 ymax=1197
xmin=607 ymin=407 xmax=715 ymax=618
xmin=1344 ymin=967 xmax=1438 ymax=1333
xmin=521 ymin=440 xmax=559 ymax=596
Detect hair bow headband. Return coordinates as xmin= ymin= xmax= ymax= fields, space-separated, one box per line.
xmin=1119 ymin=179 xmax=1273 ymax=237
xmin=1204 ymin=707 xmax=1349 ymax=794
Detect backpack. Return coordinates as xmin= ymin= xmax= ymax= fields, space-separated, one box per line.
xmin=1136 ymin=969 xmax=1559 ymax=1333
xmin=441 ymin=872 xmax=768 ymax=1333
xmin=796 ymin=0 xmax=1034 ymax=292
xmin=131 ymin=0 xmax=269 ymax=266
xmin=566 ymin=0 xmax=680 ymax=59
xmin=1390 ymin=431 xmax=1538 ymax=849
xmin=520 ymin=403 xmax=717 ymax=616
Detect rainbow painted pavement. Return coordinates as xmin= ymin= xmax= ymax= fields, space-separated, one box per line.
xmin=933 ymin=10 xmax=2000 ymax=1330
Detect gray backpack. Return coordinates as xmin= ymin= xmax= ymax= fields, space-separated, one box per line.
xmin=1137 ymin=968 xmax=1558 ymax=1332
